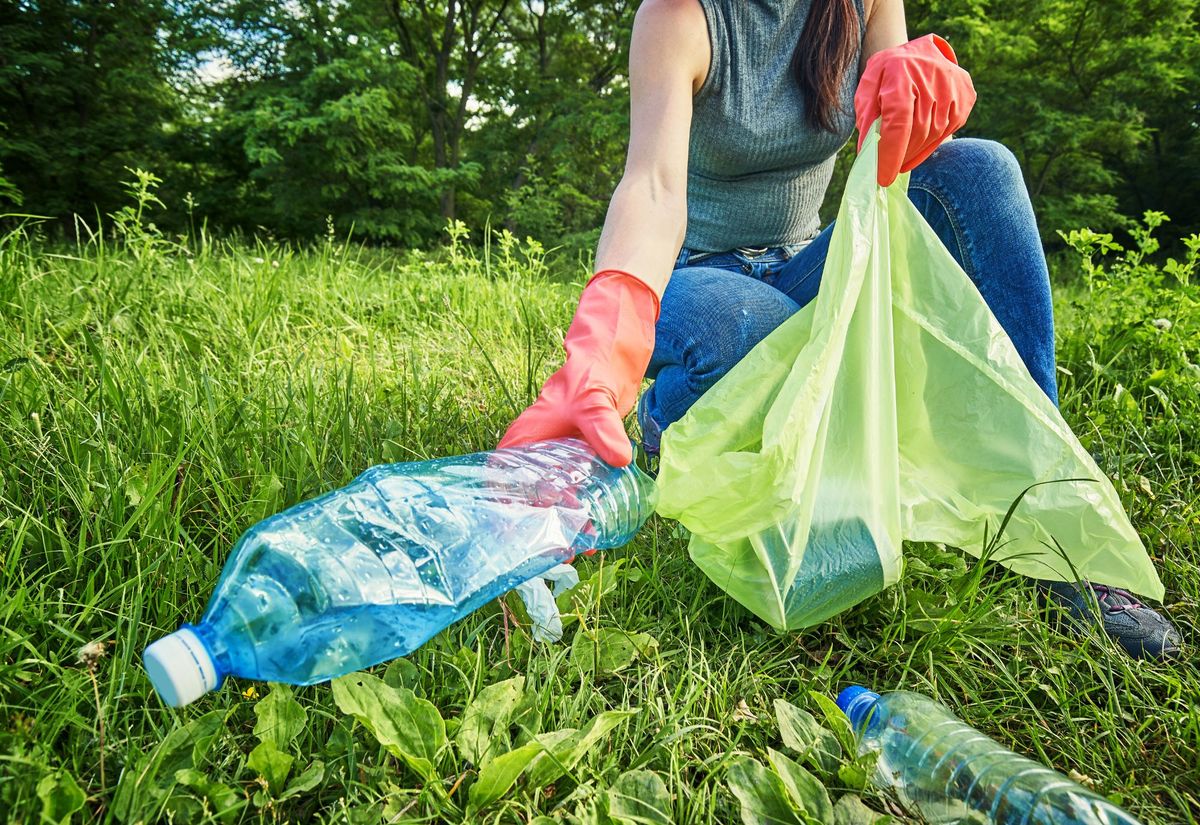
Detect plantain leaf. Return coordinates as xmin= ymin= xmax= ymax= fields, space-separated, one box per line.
xmin=467 ymin=740 xmax=544 ymax=811
xmin=570 ymin=628 xmax=658 ymax=675
xmin=253 ymin=684 xmax=306 ymax=748
xmin=37 ymin=770 xmax=85 ymax=825
xmin=766 ymin=748 xmax=832 ymax=822
xmin=774 ymin=699 xmax=841 ymax=774
xmin=607 ymin=769 xmax=673 ymax=824
xmin=808 ymin=691 xmax=858 ymax=756
xmin=456 ymin=676 xmax=525 ymax=767
xmin=247 ymin=741 xmax=293 ymax=793
xmin=174 ymin=768 xmax=240 ymax=822
xmin=832 ymin=793 xmax=893 ymax=824
xmin=725 ymin=756 xmax=803 ymax=825
xmin=528 ymin=710 xmax=638 ymax=788
xmin=112 ymin=710 xmax=224 ymax=823
xmin=331 ymin=672 xmax=446 ymax=781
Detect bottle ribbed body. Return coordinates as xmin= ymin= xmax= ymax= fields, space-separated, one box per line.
xmin=187 ymin=438 xmax=656 ymax=687
xmin=850 ymin=691 xmax=1143 ymax=825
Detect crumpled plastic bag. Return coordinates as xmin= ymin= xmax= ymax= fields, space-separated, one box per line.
xmin=655 ymin=126 xmax=1164 ymax=631
xmin=515 ymin=563 xmax=580 ymax=641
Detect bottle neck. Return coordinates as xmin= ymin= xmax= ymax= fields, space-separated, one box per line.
xmin=837 ymin=686 xmax=881 ymax=735
xmin=494 ymin=438 xmax=658 ymax=548
xmin=188 ymin=622 xmax=229 ymax=685
xmin=578 ymin=460 xmax=658 ymax=548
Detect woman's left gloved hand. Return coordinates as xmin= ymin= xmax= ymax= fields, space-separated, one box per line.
xmin=854 ymin=34 xmax=977 ymax=186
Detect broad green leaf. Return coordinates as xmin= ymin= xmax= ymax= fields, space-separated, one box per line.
xmin=248 ymin=740 xmax=294 ymax=793
xmin=837 ymin=760 xmax=871 ymax=792
xmin=331 ymin=672 xmax=446 ymax=781
xmin=467 ymin=740 xmax=543 ymax=811
xmin=124 ymin=466 xmax=149 ymax=509
xmin=528 ymin=710 xmax=638 ymax=787
xmin=774 ymin=699 xmax=841 ymax=773
xmin=280 ymin=760 xmax=325 ymax=799
xmin=339 ymin=801 xmax=384 ymax=824
xmin=557 ymin=559 xmax=626 ymax=628
xmin=112 ymin=710 xmax=225 ymax=823
xmin=832 ymin=793 xmax=892 ymax=825
xmin=509 ymin=685 xmax=545 ymax=741
xmin=165 ymin=710 xmax=225 ymax=777
xmin=725 ymin=756 xmax=803 ymax=825
xmin=570 ymin=628 xmax=658 ymax=675
xmin=174 ymin=768 xmax=240 ymax=822
xmin=37 ymin=770 xmax=85 ymax=825
xmin=382 ymin=658 xmax=421 ymax=692
xmin=848 ymin=749 xmax=877 ymax=792
xmin=607 ymin=769 xmax=672 ymax=824
xmin=766 ymin=748 xmax=831 ymax=822
xmin=456 ymin=676 xmax=525 ymax=767
xmin=568 ymin=798 xmax=611 ymax=825
xmin=520 ymin=728 xmax=577 ymax=789
xmin=253 ymin=684 xmax=307 ymax=748
xmin=808 ymin=692 xmax=857 ymax=756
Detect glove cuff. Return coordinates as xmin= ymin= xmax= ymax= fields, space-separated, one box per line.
xmin=586 ymin=268 xmax=662 ymax=322
xmin=916 ymin=33 xmax=958 ymax=65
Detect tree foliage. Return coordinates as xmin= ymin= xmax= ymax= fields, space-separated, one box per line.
xmin=908 ymin=0 xmax=1200 ymax=239
xmin=0 ymin=0 xmax=187 ymax=224
xmin=0 ymin=0 xmax=1196 ymax=250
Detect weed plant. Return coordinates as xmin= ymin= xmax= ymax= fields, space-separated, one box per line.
xmin=1 ymin=191 xmax=1197 ymax=822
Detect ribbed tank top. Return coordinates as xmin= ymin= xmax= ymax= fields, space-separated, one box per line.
xmin=685 ymin=0 xmax=866 ymax=253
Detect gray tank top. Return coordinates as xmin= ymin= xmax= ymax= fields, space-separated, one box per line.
xmin=685 ymin=0 xmax=866 ymax=252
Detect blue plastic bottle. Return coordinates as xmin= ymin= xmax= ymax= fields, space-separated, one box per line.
xmin=144 ymin=438 xmax=657 ymax=706
xmin=837 ymin=687 xmax=1144 ymax=825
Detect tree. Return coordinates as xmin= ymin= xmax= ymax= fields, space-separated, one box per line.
xmin=197 ymin=0 xmax=470 ymax=243
xmin=0 ymin=0 xmax=186 ymax=227
xmin=0 ymin=123 xmax=21 ymax=207
xmin=908 ymin=0 xmax=1200 ymax=239
xmin=467 ymin=0 xmax=635 ymax=249
xmin=382 ymin=0 xmax=515 ymax=220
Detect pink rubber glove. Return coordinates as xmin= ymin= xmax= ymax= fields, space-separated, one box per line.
xmin=499 ymin=269 xmax=659 ymax=467
xmin=855 ymin=34 xmax=977 ymax=187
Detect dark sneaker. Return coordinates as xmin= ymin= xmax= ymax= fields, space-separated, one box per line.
xmin=1039 ymin=579 xmax=1182 ymax=660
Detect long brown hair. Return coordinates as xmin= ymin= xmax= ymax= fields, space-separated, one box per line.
xmin=793 ymin=0 xmax=862 ymax=133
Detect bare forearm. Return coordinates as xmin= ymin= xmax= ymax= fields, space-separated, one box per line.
xmin=594 ymin=175 xmax=687 ymax=297
xmin=862 ymin=0 xmax=907 ymax=67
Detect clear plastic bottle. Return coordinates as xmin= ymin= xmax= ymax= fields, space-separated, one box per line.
xmin=144 ymin=438 xmax=657 ymax=706
xmin=837 ymin=687 xmax=1144 ymax=825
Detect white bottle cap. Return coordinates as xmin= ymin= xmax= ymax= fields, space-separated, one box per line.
xmin=143 ymin=627 xmax=219 ymax=707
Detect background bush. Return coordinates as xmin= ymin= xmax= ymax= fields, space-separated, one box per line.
xmin=2 ymin=0 xmax=1197 ymax=253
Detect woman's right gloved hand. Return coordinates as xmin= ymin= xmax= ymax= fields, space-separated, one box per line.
xmin=499 ymin=269 xmax=659 ymax=467
xmin=854 ymin=34 xmax=976 ymax=186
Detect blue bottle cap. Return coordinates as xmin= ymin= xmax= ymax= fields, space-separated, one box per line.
xmin=836 ymin=685 xmax=880 ymax=732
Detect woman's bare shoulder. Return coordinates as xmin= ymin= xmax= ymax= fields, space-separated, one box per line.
xmin=632 ymin=0 xmax=709 ymax=91
xmin=635 ymin=0 xmax=706 ymax=26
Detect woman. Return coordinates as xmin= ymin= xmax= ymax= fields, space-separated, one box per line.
xmin=500 ymin=0 xmax=1180 ymax=659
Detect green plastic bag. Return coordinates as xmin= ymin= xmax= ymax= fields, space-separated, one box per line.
xmin=655 ymin=127 xmax=1164 ymax=631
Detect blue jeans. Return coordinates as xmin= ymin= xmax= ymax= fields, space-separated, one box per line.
xmin=639 ymin=138 xmax=1058 ymax=452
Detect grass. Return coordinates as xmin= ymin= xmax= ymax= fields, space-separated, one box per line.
xmin=0 ymin=216 xmax=1197 ymax=824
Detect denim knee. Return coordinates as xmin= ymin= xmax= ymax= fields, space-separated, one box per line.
xmin=917 ymin=138 xmax=1026 ymax=200
xmin=908 ymin=137 xmax=1058 ymax=404
xmin=655 ymin=287 xmax=796 ymax=394
xmin=642 ymin=267 xmax=800 ymax=434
